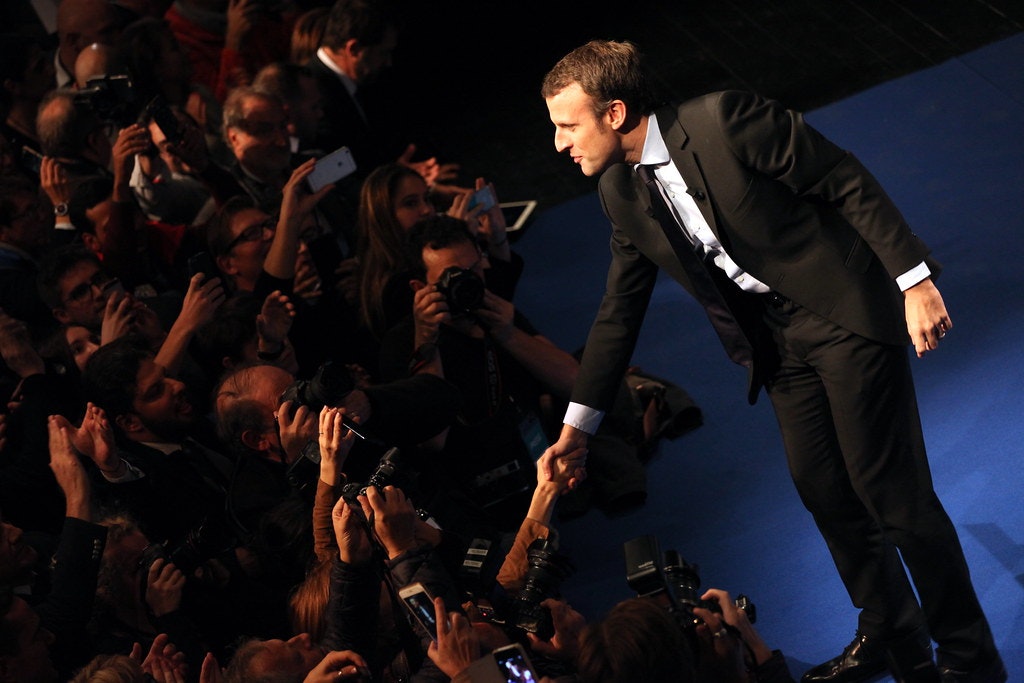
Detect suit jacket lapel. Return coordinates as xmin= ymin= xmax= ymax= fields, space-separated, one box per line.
xmin=657 ymin=107 xmax=723 ymax=246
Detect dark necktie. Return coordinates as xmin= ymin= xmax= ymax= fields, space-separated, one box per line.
xmin=636 ymin=164 xmax=753 ymax=366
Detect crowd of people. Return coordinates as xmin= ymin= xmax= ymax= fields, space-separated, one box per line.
xmin=0 ymin=1 xmax=748 ymax=682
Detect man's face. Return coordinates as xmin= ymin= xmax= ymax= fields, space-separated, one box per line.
xmin=252 ymin=633 xmax=325 ymax=677
xmin=65 ymin=324 xmax=101 ymax=373
xmin=226 ymin=96 xmax=292 ymax=176
xmin=352 ymin=27 xmax=398 ymax=85
xmin=0 ymin=519 xmax=39 ymax=584
xmin=218 ymin=208 xmax=275 ymax=288
xmin=129 ymin=358 xmax=195 ymax=440
xmin=393 ymin=175 xmax=435 ymax=231
xmin=53 ymin=260 xmax=115 ymax=329
xmin=546 ymin=82 xmax=622 ymax=177
xmin=0 ymin=597 xmax=57 ymax=683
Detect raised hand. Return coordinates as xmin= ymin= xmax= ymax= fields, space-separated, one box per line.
xmin=427 ymin=596 xmax=480 ymax=678
xmin=145 ymin=557 xmax=186 ymax=617
xmin=318 ymin=407 xmax=356 ymax=486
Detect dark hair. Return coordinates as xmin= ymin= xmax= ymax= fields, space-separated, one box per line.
xmin=321 ymin=0 xmax=402 ymax=51
xmin=205 ymin=194 xmax=259 ymax=259
xmin=35 ymin=244 xmax=102 ymax=309
xmin=253 ymin=62 xmax=314 ymax=108
xmin=67 ymin=173 xmax=114 ymax=234
xmin=193 ymin=291 xmax=262 ymax=382
xmin=356 ymin=162 xmax=426 ymax=337
xmin=541 ymin=39 xmax=660 ymax=118
xmin=576 ymin=597 xmax=696 ymax=683
xmin=290 ymin=6 xmax=329 ymax=65
xmin=81 ymin=336 xmax=152 ymax=422
xmin=405 ymin=213 xmax=478 ymax=280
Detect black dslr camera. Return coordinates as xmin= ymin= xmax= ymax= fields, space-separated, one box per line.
xmin=137 ymin=517 xmax=237 ymax=580
xmin=624 ymin=534 xmax=755 ymax=631
xmin=436 ymin=266 xmax=485 ymax=313
xmin=74 ymin=74 xmax=138 ymax=126
xmin=339 ymin=446 xmax=403 ymax=504
xmin=506 ymin=538 xmax=576 ymax=640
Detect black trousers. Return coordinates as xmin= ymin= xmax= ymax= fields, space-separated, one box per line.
xmin=761 ymin=299 xmax=997 ymax=668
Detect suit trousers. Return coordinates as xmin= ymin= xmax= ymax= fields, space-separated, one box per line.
xmin=760 ymin=297 xmax=996 ymax=667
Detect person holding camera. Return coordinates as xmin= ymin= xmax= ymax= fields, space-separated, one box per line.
xmin=376 ymin=214 xmax=580 ymax=535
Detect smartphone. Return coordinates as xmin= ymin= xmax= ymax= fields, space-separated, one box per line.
xmin=20 ymin=146 xmax=43 ymax=176
xmin=397 ymin=582 xmax=438 ymax=641
xmin=307 ymin=146 xmax=358 ymax=193
xmin=187 ymin=251 xmax=217 ymax=284
xmin=143 ymin=96 xmax=181 ymax=146
xmin=466 ymin=643 xmax=539 ymax=683
xmin=467 ymin=186 xmax=497 ymax=212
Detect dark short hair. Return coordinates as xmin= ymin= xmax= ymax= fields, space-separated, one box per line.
xmin=321 ymin=0 xmax=402 ymax=51
xmin=205 ymin=194 xmax=259 ymax=259
xmin=576 ymin=597 xmax=696 ymax=683
xmin=405 ymin=213 xmax=478 ymax=280
xmin=67 ymin=173 xmax=114 ymax=234
xmin=35 ymin=244 xmax=102 ymax=309
xmin=541 ymin=39 xmax=660 ymax=118
xmin=81 ymin=337 xmax=152 ymax=422
xmin=253 ymin=62 xmax=315 ymax=107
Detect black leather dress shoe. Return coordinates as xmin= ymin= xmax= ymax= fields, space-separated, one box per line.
xmin=802 ymin=633 xmax=888 ymax=683
xmin=938 ymin=654 xmax=1007 ymax=683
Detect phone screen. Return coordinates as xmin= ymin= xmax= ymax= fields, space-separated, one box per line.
xmin=493 ymin=646 xmax=537 ymax=683
xmin=401 ymin=589 xmax=438 ymax=641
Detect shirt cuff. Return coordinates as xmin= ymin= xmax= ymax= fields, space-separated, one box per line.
xmin=564 ymin=402 xmax=604 ymax=435
xmin=896 ymin=262 xmax=931 ymax=291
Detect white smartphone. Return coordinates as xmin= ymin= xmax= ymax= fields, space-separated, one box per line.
xmin=466 ymin=643 xmax=539 ymax=682
xmin=467 ymin=186 xmax=497 ymax=212
xmin=306 ymin=146 xmax=357 ymax=192
xmin=397 ymin=582 xmax=438 ymax=641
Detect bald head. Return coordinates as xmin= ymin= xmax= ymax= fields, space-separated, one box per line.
xmin=74 ymin=43 xmax=125 ymax=89
xmin=56 ymin=0 xmax=123 ymax=72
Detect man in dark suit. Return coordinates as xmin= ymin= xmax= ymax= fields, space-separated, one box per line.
xmin=538 ymin=40 xmax=1004 ymax=683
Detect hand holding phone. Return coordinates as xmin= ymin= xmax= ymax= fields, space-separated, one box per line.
xmin=187 ymin=251 xmax=217 ymax=284
xmin=466 ymin=643 xmax=540 ymax=682
xmin=467 ymin=186 xmax=497 ymax=212
xmin=398 ymin=582 xmax=438 ymax=641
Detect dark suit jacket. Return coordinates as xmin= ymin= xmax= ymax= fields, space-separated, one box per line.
xmin=309 ymin=56 xmax=389 ymax=173
xmin=573 ymin=90 xmax=936 ymax=410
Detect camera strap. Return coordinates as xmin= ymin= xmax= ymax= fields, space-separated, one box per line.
xmin=483 ymin=337 xmax=503 ymax=417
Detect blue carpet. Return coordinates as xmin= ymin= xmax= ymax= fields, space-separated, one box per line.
xmin=509 ymin=32 xmax=1024 ymax=680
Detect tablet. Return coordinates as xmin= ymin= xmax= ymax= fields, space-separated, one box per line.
xmin=500 ymin=200 xmax=538 ymax=232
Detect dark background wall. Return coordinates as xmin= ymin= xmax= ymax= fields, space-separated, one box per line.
xmin=373 ymin=0 xmax=1023 ymax=211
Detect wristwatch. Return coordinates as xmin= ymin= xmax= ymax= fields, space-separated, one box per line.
xmin=53 ymin=202 xmax=69 ymax=218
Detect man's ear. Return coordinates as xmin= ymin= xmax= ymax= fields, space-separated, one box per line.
xmin=607 ymin=100 xmax=628 ymax=130
xmin=216 ymin=253 xmax=239 ymax=277
xmin=240 ymin=428 xmax=268 ymax=453
xmin=52 ymin=307 xmax=72 ymax=325
xmin=114 ymin=412 xmax=144 ymax=436
xmin=80 ymin=231 xmax=101 ymax=254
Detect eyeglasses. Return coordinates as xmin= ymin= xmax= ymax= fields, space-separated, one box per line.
xmin=225 ymin=218 xmax=276 ymax=252
xmin=62 ymin=272 xmax=119 ymax=305
xmin=233 ymin=118 xmax=289 ymax=138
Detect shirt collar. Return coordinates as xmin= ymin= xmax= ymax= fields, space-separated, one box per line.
xmin=638 ymin=112 xmax=671 ymax=169
xmin=316 ymin=47 xmax=359 ymax=100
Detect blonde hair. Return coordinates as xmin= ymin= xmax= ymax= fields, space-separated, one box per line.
xmin=70 ymin=654 xmax=146 ymax=683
